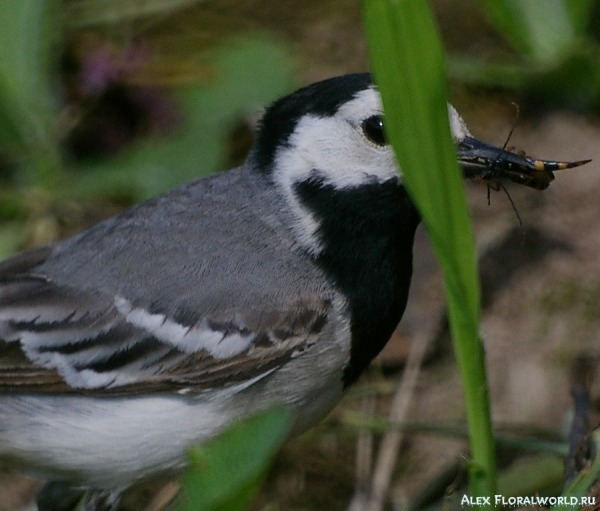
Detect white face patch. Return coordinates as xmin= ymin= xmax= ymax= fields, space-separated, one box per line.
xmin=274 ymin=87 xmax=399 ymax=192
xmin=270 ymin=87 xmax=472 ymax=254
xmin=272 ymin=87 xmax=399 ymax=254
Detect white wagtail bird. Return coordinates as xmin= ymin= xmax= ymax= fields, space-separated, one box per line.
xmin=0 ymin=73 xmax=589 ymax=510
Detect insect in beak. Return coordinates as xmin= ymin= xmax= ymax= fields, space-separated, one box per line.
xmin=457 ymin=136 xmax=591 ymax=191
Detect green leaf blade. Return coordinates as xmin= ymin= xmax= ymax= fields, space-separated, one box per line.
xmin=0 ymin=0 xmax=63 ymax=188
xmin=177 ymin=406 xmax=293 ymax=511
xmin=364 ymin=0 xmax=495 ymax=503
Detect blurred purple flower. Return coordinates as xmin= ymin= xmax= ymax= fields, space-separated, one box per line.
xmin=64 ymin=41 xmax=179 ymax=160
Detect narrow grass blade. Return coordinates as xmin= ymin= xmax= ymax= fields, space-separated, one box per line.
xmin=364 ymin=0 xmax=496 ymax=503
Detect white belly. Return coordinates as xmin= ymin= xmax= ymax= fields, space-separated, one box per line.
xmin=0 ymin=348 xmax=346 ymax=488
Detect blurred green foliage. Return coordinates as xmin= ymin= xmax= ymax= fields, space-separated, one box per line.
xmin=451 ymin=0 xmax=600 ymax=110
xmin=0 ymin=0 xmax=63 ymax=187
xmin=64 ymin=0 xmax=202 ymax=27
xmin=176 ymin=407 xmax=292 ymax=511
xmin=0 ymin=0 xmax=294 ymax=257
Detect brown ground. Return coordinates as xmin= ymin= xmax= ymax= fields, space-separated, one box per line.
xmin=2 ymin=1 xmax=600 ymax=510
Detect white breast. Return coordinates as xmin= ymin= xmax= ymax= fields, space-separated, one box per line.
xmin=0 ymin=298 xmax=351 ymax=488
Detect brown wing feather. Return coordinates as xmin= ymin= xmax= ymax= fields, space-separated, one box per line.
xmin=0 ymin=341 xmax=71 ymax=392
xmin=0 ymin=317 xmax=325 ymax=396
xmin=0 ymin=279 xmax=331 ymax=396
xmin=0 ymin=243 xmax=334 ymax=396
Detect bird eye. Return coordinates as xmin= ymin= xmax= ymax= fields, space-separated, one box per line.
xmin=362 ymin=115 xmax=387 ymax=146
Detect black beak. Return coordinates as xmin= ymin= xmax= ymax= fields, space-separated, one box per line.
xmin=457 ymin=136 xmax=591 ymax=190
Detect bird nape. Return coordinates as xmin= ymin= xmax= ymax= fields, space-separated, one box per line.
xmin=0 ymin=73 xmax=590 ymax=511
